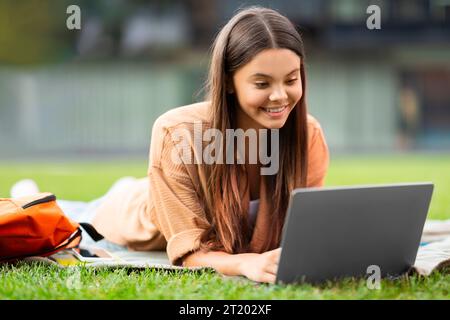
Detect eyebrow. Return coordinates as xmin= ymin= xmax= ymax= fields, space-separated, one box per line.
xmin=250 ymin=68 xmax=300 ymax=79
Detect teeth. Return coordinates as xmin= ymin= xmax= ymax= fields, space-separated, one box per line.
xmin=264 ymin=105 xmax=287 ymax=113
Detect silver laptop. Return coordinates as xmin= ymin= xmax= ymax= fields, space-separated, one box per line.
xmin=276 ymin=182 xmax=434 ymax=284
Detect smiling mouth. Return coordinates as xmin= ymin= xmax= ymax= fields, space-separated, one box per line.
xmin=262 ymin=105 xmax=289 ymax=114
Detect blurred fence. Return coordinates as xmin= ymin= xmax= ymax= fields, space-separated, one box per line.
xmin=0 ymin=59 xmax=402 ymax=158
xmin=307 ymin=58 xmax=397 ymax=151
xmin=1 ymin=0 xmax=449 ymax=159
xmin=0 ymin=63 xmax=203 ymax=158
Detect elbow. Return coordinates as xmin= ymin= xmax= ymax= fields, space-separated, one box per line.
xmin=180 ymin=250 xmax=200 ymax=267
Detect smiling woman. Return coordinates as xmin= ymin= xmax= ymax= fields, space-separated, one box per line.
xmin=90 ymin=6 xmax=328 ymax=284
xmin=9 ymin=6 xmax=330 ymax=285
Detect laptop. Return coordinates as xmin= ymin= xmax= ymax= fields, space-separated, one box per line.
xmin=276 ymin=182 xmax=434 ymax=284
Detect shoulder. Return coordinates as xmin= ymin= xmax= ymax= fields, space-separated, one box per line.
xmin=307 ymin=113 xmax=324 ymax=132
xmin=306 ymin=113 xmax=326 ymax=146
xmin=151 ymin=101 xmax=212 ymax=134
xmin=305 ymin=114 xmax=329 ymax=186
xmin=149 ymin=101 xmax=212 ymax=167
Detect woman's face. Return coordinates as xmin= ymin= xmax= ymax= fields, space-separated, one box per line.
xmin=231 ymin=48 xmax=303 ymax=130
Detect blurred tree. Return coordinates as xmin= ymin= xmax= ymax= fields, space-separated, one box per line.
xmin=0 ymin=0 xmax=70 ymax=65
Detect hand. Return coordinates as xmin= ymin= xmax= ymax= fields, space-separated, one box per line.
xmin=238 ymin=248 xmax=281 ymax=284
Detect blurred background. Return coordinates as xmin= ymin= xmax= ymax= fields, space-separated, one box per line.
xmin=0 ymin=0 xmax=449 ymax=158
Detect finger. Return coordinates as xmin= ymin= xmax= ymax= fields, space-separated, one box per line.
xmin=264 ymin=262 xmax=278 ymax=275
xmin=260 ymin=272 xmax=276 ymax=284
xmin=268 ymin=248 xmax=282 ymax=262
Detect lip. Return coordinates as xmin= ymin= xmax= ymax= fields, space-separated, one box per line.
xmin=260 ymin=104 xmax=289 ymax=118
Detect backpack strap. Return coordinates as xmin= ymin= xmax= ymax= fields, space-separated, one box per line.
xmin=79 ymin=222 xmax=104 ymax=242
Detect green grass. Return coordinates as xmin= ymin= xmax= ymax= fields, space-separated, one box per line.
xmin=1 ymin=154 xmax=449 ymax=299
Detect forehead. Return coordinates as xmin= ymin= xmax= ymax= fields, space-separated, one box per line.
xmin=238 ymin=48 xmax=301 ymax=77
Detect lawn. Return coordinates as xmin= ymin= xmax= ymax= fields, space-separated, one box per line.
xmin=1 ymin=154 xmax=449 ymax=299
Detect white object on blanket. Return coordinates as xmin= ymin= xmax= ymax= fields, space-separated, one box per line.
xmin=68 ymin=249 xmax=211 ymax=271
xmin=421 ymin=219 xmax=450 ymax=243
xmin=413 ymin=236 xmax=450 ymax=276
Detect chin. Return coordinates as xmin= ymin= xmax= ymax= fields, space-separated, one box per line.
xmin=261 ymin=119 xmax=288 ymax=130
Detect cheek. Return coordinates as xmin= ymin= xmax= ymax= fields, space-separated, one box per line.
xmin=237 ymin=87 xmax=268 ymax=111
xmin=290 ymin=82 xmax=303 ymax=103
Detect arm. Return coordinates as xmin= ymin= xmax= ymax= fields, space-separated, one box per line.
xmin=148 ymin=118 xmax=281 ymax=283
xmin=182 ymin=248 xmax=281 ymax=284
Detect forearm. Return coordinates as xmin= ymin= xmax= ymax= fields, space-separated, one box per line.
xmin=182 ymin=249 xmax=251 ymax=277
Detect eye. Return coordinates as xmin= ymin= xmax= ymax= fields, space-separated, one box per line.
xmin=286 ymin=78 xmax=298 ymax=85
xmin=255 ymin=82 xmax=269 ymax=89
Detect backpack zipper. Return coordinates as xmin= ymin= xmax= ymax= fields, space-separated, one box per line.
xmin=22 ymin=194 xmax=56 ymax=209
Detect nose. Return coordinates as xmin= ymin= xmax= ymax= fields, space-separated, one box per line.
xmin=269 ymin=85 xmax=288 ymax=102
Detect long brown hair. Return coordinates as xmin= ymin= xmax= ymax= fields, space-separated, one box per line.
xmin=199 ymin=6 xmax=308 ymax=254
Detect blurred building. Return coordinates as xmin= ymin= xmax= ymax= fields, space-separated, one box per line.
xmin=0 ymin=0 xmax=449 ymax=158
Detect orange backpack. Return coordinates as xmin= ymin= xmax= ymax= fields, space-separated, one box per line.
xmin=0 ymin=192 xmax=103 ymax=262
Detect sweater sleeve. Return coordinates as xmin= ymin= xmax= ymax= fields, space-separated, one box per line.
xmin=306 ymin=119 xmax=330 ymax=187
xmin=148 ymin=119 xmax=210 ymax=265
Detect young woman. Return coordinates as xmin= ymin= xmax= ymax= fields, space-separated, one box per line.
xmin=10 ymin=7 xmax=329 ymax=283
